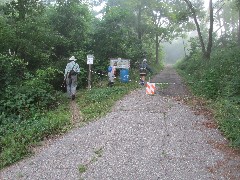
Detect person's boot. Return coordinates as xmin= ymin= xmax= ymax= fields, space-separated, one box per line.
xmin=72 ymin=94 xmax=75 ymax=100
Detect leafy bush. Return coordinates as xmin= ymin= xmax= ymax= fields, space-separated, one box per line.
xmin=0 ymin=54 xmax=27 ymax=96
xmin=0 ymin=63 xmax=70 ymax=169
xmin=0 ymin=71 xmax=60 ymax=123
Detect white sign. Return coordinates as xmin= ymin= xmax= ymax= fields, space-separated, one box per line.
xmin=87 ymin=54 xmax=94 ymax=64
xmin=110 ymin=58 xmax=130 ymax=69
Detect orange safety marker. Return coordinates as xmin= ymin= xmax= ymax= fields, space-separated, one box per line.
xmin=146 ymin=82 xmax=156 ymax=95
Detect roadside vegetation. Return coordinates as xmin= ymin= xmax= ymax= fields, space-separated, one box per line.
xmin=176 ymin=45 xmax=240 ymax=147
xmin=175 ymin=0 xmax=240 ymax=148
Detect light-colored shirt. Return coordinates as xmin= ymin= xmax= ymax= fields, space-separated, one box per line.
xmin=64 ymin=61 xmax=80 ymax=78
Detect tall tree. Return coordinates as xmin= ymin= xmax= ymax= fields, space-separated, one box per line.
xmin=147 ymin=0 xmax=194 ymax=63
xmin=92 ymin=6 xmax=141 ymax=64
xmin=213 ymin=0 xmax=239 ymax=47
xmin=50 ymin=0 xmax=92 ymax=57
xmin=234 ymin=0 xmax=240 ymax=46
xmin=105 ymin=0 xmax=149 ymax=49
xmin=4 ymin=0 xmax=44 ymax=21
xmin=183 ymin=0 xmax=213 ymax=59
xmin=2 ymin=0 xmax=46 ymax=61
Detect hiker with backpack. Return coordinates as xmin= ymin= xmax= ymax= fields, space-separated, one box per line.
xmin=64 ymin=56 xmax=80 ymax=100
xmin=107 ymin=65 xmax=115 ymax=87
xmin=139 ymin=58 xmax=152 ymax=86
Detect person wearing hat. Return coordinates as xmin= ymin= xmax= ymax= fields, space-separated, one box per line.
xmin=139 ymin=58 xmax=152 ymax=85
xmin=64 ymin=56 xmax=80 ymax=100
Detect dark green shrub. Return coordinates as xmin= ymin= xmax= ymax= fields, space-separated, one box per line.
xmin=0 ymin=66 xmax=62 ymax=125
xmin=0 ymin=54 xmax=27 ymax=96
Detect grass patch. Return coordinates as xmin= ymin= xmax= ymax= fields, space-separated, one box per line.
xmin=78 ymin=147 xmax=104 ymax=175
xmin=0 ymin=95 xmax=71 ymax=169
xmin=77 ymin=65 xmax=163 ymax=122
xmin=77 ymin=80 xmax=139 ymax=122
xmin=94 ymin=147 xmax=103 ymax=158
xmin=78 ymin=164 xmax=87 ymax=174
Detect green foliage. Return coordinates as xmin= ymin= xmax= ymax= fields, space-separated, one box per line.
xmin=93 ymin=7 xmax=141 ymax=62
xmin=0 ymin=16 xmax=16 ymax=53
xmin=0 ymin=63 xmax=69 ymax=169
xmin=176 ymin=46 xmax=240 ymax=147
xmin=49 ymin=2 xmax=92 ymax=56
xmin=215 ymin=99 xmax=240 ymax=147
xmin=78 ymin=81 xmax=139 ymax=121
xmin=0 ymin=102 xmax=71 ymax=169
xmin=14 ymin=17 xmax=65 ymax=71
xmin=178 ymin=47 xmax=240 ymax=99
xmin=0 ymin=54 xmax=27 ymax=95
xmin=0 ymin=68 xmax=61 ymax=122
xmin=3 ymin=0 xmax=44 ymax=21
xmin=78 ymin=164 xmax=87 ymax=173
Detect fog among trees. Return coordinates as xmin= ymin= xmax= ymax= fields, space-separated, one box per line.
xmin=163 ymin=39 xmax=186 ymax=65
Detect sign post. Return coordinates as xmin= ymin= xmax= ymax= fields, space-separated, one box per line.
xmin=109 ymin=58 xmax=130 ymax=83
xmin=87 ymin=54 xmax=94 ymax=89
xmin=110 ymin=58 xmax=130 ymax=69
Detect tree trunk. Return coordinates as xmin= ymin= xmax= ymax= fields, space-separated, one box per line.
xmin=18 ymin=0 xmax=26 ymax=21
xmin=183 ymin=0 xmax=214 ymax=60
xmin=183 ymin=0 xmax=206 ymax=57
xmin=206 ymin=0 xmax=213 ymax=59
xmin=137 ymin=6 xmax=142 ymax=41
xmin=216 ymin=10 xmax=223 ymax=37
xmin=238 ymin=9 xmax=240 ymax=46
xmin=156 ymin=33 xmax=159 ymax=64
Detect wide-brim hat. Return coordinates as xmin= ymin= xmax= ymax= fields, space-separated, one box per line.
xmin=69 ymin=56 xmax=77 ymax=61
xmin=143 ymin=59 xmax=147 ymax=62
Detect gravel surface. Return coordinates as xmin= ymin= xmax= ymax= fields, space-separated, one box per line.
xmin=1 ymin=66 xmax=239 ymax=180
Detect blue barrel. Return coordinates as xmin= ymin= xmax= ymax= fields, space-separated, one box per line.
xmin=120 ymin=69 xmax=129 ymax=83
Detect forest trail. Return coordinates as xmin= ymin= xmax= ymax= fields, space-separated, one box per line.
xmin=1 ymin=66 xmax=239 ymax=180
xmin=70 ymin=100 xmax=83 ymax=127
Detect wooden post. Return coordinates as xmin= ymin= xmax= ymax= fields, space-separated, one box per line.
xmin=88 ymin=64 xmax=92 ymax=89
xmin=87 ymin=54 xmax=94 ymax=90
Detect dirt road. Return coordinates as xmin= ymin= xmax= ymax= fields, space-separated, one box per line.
xmin=1 ymin=66 xmax=239 ymax=180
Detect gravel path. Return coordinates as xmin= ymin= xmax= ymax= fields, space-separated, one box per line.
xmin=1 ymin=66 xmax=239 ymax=180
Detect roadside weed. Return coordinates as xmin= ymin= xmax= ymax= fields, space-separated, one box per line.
xmin=78 ymin=164 xmax=87 ymax=174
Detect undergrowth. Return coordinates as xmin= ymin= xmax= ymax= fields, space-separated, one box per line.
xmin=176 ymin=46 xmax=240 ymax=147
xmin=0 ymin=95 xmax=71 ymax=169
xmin=77 ymin=79 xmax=140 ymax=122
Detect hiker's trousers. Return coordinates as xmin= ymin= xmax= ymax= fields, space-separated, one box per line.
xmin=108 ymin=71 xmax=115 ymax=82
xmin=66 ymin=75 xmax=78 ymax=98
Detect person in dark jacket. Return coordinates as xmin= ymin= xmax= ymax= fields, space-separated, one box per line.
xmin=139 ymin=59 xmax=152 ymax=85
